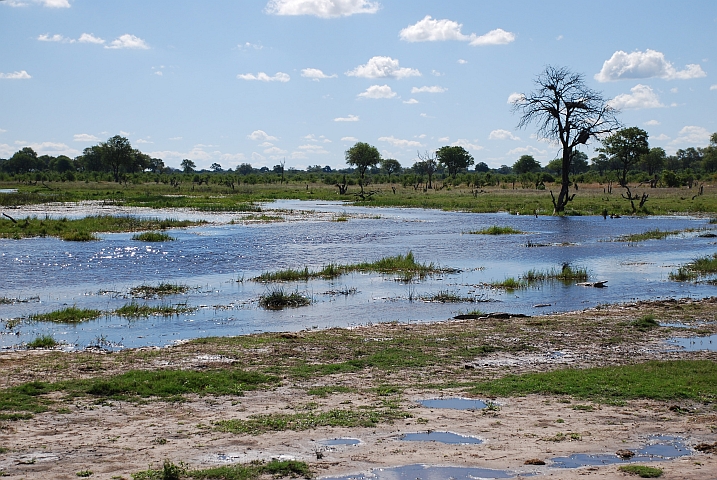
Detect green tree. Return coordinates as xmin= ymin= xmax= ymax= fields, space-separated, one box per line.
xmin=599 ymin=127 xmax=649 ymax=186
xmin=570 ymin=151 xmax=589 ymax=174
xmin=210 ymin=163 xmax=223 ymax=172
xmin=513 ymin=66 xmax=620 ymax=213
xmin=474 ymin=161 xmax=489 ymax=172
xmin=181 ymin=159 xmax=196 ymax=173
xmin=436 ymin=146 xmax=474 ymax=178
xmin=2 ymin=147 xmax=43 ymax=174
xmin=237 ymin=163 xmax=253 ymax=175
xmin=148 ymin=157 xmax=165 ymax=174
xmin=102 ymin=135 xmax=134 ymax=182
xmin=639 ymin=147 xmax=666 ymax=175
xmin=380 ymin=158 xmax=402 ymax=181
xmin=676 ymin=147 xmax=702 ymax=171
xmin=345 ymin=142 xmax=381 ymax=194
xmin=512 ymin=155 xmax=541 ymax=175
xmin=702 ymin=133 xmax=717 ymax=173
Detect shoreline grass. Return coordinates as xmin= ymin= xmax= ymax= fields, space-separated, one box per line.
xmin=617 ymin=228 xmax=682 ymax=242
xmin=29 ymin=306 xmax=102 ymax=324
xmin=26 ymin=335 xmax=58 ymax=349
xmin=669 ymin=253 xmax=717 ymax=281
xmin=115 ymin=301 xmax=195 ymax=317
xmin=469 ymin=225 xmax=523 ymax=235
xmin=133 ymin=459 xmax=312 ymax=480
xmin=491 ymin=265 xmax=588 ymax=290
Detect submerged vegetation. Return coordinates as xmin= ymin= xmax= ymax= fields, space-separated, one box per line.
xmin=258 ymin=288 xmax=311 ymax=310
xmin=669 ymin=253 xmax=717 ymax=281
xmin=29 ymin=306 xmax=102 ymax=324
xmin=131 ymin=231 xmax=175 ymax=242
xmin=469 ymin=225 xmax=523 ymax=235
xmin=617 ymin=228 xmax=683 ymax=242
xmin=491 ymin=265 xmax=588 ymax=289
xmin=115 ymin=301 xmax=195 ymax=317
xmin=130 ymin=283 xmax=189 ymax=298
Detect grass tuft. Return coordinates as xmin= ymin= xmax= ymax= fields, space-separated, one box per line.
xmin=630 ymin=314 xmax=660 ymax=331
xmin=29 ymin=306 xmax=102 ymax=324
xmin=130 ymin=283 xmax=189 ymax=298
xmin=469 ymin=225 xmax=523 ymax=235
xmin=131 ymin=232 xmax=175 ymax=242
xmin=258 ymin=288 xmax=311 ymax=310
xmin=618 ymin=465 xmax=663 ymax=478
xmin=618 ymin=229 xmax=681 ymax=243
xmin=26 ymin=335 xmax=58 ymax=349
xmin=189 ymin=459 xmax=312 ymax=480
xmin=669 ymin=253 xmax=717 ymax=282
xmin=115 ymin=301 xmax=194 ymax=317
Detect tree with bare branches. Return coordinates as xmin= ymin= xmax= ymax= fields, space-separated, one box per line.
xmin=512 ymin=66 xmax=621 ymax=213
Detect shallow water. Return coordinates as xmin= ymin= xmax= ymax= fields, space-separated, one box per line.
xmin=416 ymin=398 xmax=488 ymax=410
xmin=319 ymin=438 xmax=361 ymax=446
xmin=320 ymin=464 xmax=516 ymax=480
xmin=667 ymin=334 xmax=717 ymax=351
xmin=551 ymin=435 xmax=690 ymax=468
xmin=2 ymin=200 xmax=716 ymax=349
xmin=397 ymin=431 xmax=482 ymax=444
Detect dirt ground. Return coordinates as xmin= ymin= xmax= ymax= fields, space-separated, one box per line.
xmin=1 ymin=299 xmax=717 ymax=479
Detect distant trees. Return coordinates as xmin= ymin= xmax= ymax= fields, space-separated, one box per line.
xmin=512 ymin=155 xmax=541 ymax=175
xmin=102 ymin=135 xmax=134 ymax=182
xmin=599 ymin=127 xmax=650 ymax=186
xmin=513 ymin=65 xmax=621 ymax=212
xmin=380 ymin=158 xmax=402 ymax=181
xmin=436 ymin=146 xmax=474 ymax=178
xmin=181 ymin=159 xmax=196 ymax=174
xmin=413 ymin=151 xmax=438 ymax=189
xmin=345 ymin=142 xmax=381 ymax=194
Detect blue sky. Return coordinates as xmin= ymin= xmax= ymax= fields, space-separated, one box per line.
xmin=1 ymin=0 xmax=715 ymax=171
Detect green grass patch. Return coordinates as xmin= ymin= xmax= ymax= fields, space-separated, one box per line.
xmin=306 ymin=385 xmax=355 ymax=397
xmin=115 ymin=301 xmax=195 ymax=317
xmin=421 ymin=290 xmax=475 ymax=303
xmin=130 ymin=283 xmax=189 ymax=298
xmin=669 ymin=253 xmax=717 ymax=281
xmin=469 ymin=225 xmax=523 ymax=235
xmin=522 ymin=265 xmax=588 ymax=283
xmin=630 ymin=314 xmax=660 ymax=331
xmin=258 ymin=288 xmax=311 ymax=310
xmin=618 ymin=228 xmax=681 ymax=242
xmin=131 ymin=232 xmax=175 ymax=242
xmin=468 ymin=360 xmax=717 ymax=403
xmin=618 ymin=465 xmax=663 ymax=478
xmin=133 ymin=459 xmax=311 ymax=480
xmin=215 ymin=407 xmax=411 ymax=435
xmin=26 ymin=335 xmax=58 ymax=349
xmin=29 ymin=306 xmax=102 ymax=324
xmin=491 ymin=277 xmax=527 ymax=290
xmin=76 ymin=470 xmax=93 ymax=477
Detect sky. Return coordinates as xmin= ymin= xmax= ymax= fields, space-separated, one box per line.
xmin=1 ymin=0 xmax=716 ymax=171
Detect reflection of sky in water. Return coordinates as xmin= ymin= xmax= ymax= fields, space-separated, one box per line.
xmin=2 ymin=201 xmax=717 ymax=349
xmin=417 ymin=398 xmax=487 ymax=410
xmin=667 ymin=334 xmax=717 ymax=351
xmin=321 ymin=464 xmax=515 ymax=480
xmin=397 ymin=431 xmax=482 ymax=444
xmin=551 ymin=435 xmax=690 ymax=468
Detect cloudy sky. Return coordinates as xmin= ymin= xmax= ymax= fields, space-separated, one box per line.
xmin=1 ymin=0 xmax=715 ymax=170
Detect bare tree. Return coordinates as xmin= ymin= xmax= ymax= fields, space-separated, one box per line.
xmin=513 ymin=66 xmax=620 ymax=213
xmin=414 ymin=150 xmax=438 ymax=189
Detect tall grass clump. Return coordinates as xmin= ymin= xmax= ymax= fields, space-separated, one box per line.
xmin=669 ymin=253 xmax=717 ymax=281
xmin=131 ymin=232 xmax=175 ymax=242
xmin=29 ymin=306 xmax=102 ymax=324
xmin=115 ymin=301 xmax=193 ymax=317
xmin=522 ymin=265 xmax=589 ymax=283
xmin=130 ymin=283 xmax=189 ymax=298
xmin=258 ymin=288 xmax=311 ymax=310
xmin=618 ymin=228 xmax=681 ymax=243
xmin=26 ymin=335 xmax=58 ymax=349
xmin=469 ymin=225 xmax=523 ymax=235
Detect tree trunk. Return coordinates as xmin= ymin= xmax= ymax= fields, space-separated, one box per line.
xmin=552 ymin=147 xmax=573 ymax=213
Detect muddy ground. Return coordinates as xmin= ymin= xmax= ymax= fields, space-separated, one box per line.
xmin=1 ymin=298 xmax=717 ymax=479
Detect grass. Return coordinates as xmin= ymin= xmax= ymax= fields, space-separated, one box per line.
xmin=131 ymin=232 xmax=175 ymax=242
xmin=26 ymin=335 xmax=58 ymax=349
xmin=215 ymin=407 xmax=411 ymax=435
xmin=469 ymin=225 xmax=523 ymax=235
xmin=0 ymin=215 xmax=203 ymax=240
xmin=130 ymin=283 xmax=189 ymax=298
xmin=491 ymin=265 xmax=588 ymax=289
xmin=468 ymin=360 xmax=717 ymax=403
xmin=669 ymin=253 xmax=717 ymax=281
xmin=491 ymin=277 xmax=527 ymax=290
xmin=76 ymin=470 xmax=93 ymax=477
xmin=133 ymin=459 xmax=311 ymax=480
xmin=253 ymin=251 xmax=456 ymax=283
xmin=29 ymin=306 xmax=102 ymax=324
xmin=618 ymin=465 xmax=663 ymax=478
xmin=630 ymin=314 xmax=660 ymax=331
xmin=115 ymin=301 xmax=195 ymax=317
xmin=617 ymin=228 xmax=681 ymax=242
xmin=421 ymin=290 xmax=475 ymax=303
xmin=258 ymin=288 xmax=311 ymax=310
xmin=306 ymin=385 xmax=355 ymax=397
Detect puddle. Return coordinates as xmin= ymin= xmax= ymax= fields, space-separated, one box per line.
xmin=417 ymin=397 xmax=488 ymax=410
xmin=321 ymin=464 xmax=516 ymax=479
xmin=666 ymin=334 xmax=717 ymax=351
xmin=0 ymin=189 xmax=18 ymax=194
xmin=660 ymin=322 xmax=695 ymax=328
xmin=551 ymin=435 xmax=690 ymax=468
xmin=319 ymin=438 xmax=360 ymax=446
xmin=397 ymin=431 xmax=482 ymax=444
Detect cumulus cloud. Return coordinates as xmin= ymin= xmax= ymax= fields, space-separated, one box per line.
xmin=73 ymin=134 xmax=99 ymax=142
xmin=341 ymin=136 xmax=359 ymax=142
xmin=411 ymin=85 xmax=446 ymax=94
xmin=79 ymin=33 xmax=105 ymax=44
xmin=378 ymin=136 xmax=422 ymax=148
xmin=711 ymin=85 xmax=717 ymax=91
xmin=238 ymin=42 xmax=263 ymax=50
xmin=106 ymin=34 xmax=149 ymax=50
xmin=346 ymin=56 xmax=420 ymax=79
xmin=38 ymin=33 xmax=70 ymax=42
xmin=469 ymin=28 xmax=515 ymax=46
xmin=608 ymin=84 xmax=663 ymax=110
xmin=238 ymin=72 xmax=290 ymax=82
xmin=399 ymin=15 xmax=470 ymax=42
xmin=264 ymin=0 xmax=380 ymax=18
xmin=457 ymin=59 xmax=468 ymax=64
xmin=264 ymin=146 xmax=287 ymax=154
xmin=453 ymin=139 xmax=483 ymax=151
xmin=507 ymin=92 xmax=525 ymax=104
xmin=595 ymin=49 xmax=706 ymax=82
xmin=358 ymin=84 xmax=396 ymax=99
xmin=298 ymin=144 xmax=329 ymax=153
xmin=672 ymin=126 xmax=711 ymax=146
xmin=0 ymin=70 xmax=31 ymax=79
xmin=248 ymin=130 xmax=278 ymax=142
xmin=334 ymin=114 xmax=359 ymax=122
xmin=18 ymin=141 xmax=79 ymax=156
xmin=301 ymin=68 xmax=337 ymax=81
xmin=136 ymin=139 xmax=153 ymax=144
xmin=403 ymin=98 xmax=419 ymax=104
xmin=41 ymin=0 xmax=70 ymax=7
xmin=489 ymin=129 xmax=520 ymax=141
xmin=644 ymin=120 xmax=661 ymax=126
xmin=507 ymin=145 xmax=546 ymax=156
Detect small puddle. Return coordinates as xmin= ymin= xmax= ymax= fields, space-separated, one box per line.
xmin=417 ymin=397 xmax=488 ymax=410
xmin=318 ymin=438 xmax=360 ymax=446
xmin=667 ymin=334 xmax=717 ymax=351
xmin=551 ymin=435 xmax=690 ymax=468
xmin=0 ymin=189 xmax=18 ymax=194
xmin=321 ymin=464 xmax=516 ymax=479
xmin=397 ymin=431 xmax=482 ymax=444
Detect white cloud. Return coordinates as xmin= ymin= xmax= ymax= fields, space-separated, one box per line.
xmin=334 ymin=114 xmax=359 ymax=122
xmin=238 ymin=42 xmax=263 ymax=50
xmin=136 ymin=139 xmax=153 ymax=144
xmin=248 ymin=130 xmax=278 ymax=142
xmin=219 ymin=153 xmax=246 ymax=163
xmin=438 ymin=136 xmax=449 ymax=142
xmin=403 ymin=98 xmax=419 ymax=104
xmin=79 ymin=33 xmax=105 ymax=44
xmin=258 ymin=141 xmax=274 ymax=147
xmin=41 ymin=0 xmax=70 ymax=7
xmin=106 ymin=34 xmax=149 ymax=50
xmin=608 ymin=84 xmax=663 ymax=110
xmin=358 ymin=84 xmax=396 ymax=99
xmin=0 ymin=128 xmax=6 ymax=133
xmin=18 ymin=141 xmax=79 ymax=156
xmin=378 ymin=135 xmax=422 ymax=148
xmin=0 ymin=71 xmax=31 ymax=79
xmin=297 ymin=144 xmax=329 ymax=153
xmin=507 ymin=92 xmax=525 ymax=104
xmin=301 ymin=68 xmax=337 ymax=81
xmin=251 ymin=152 xmax=266 ymax=163
xmin=595 ymin=49 xmax=706 ymax=82
xmin=431 ymin=70 xmax=443 ymax=76
xmin=711 ymin=85 xmax=717 ymax=91
xmin=489 ymin=129 xmax=520 ymax=141
xmin=556 ymin=34 xmax=563 ymax=41
xmin=73 ymin=133 xmax=99 ymax=142
xmin=453 ymin=139 xmax=483 ymax=151
xmin=507 ymin=145 xmax=546 ymax=156
xmin=670 ymin=87 xmax=679 ymax=93
xmin=237 ymin=72 xmax=290 ymax=82
xmin=341 ymin=136 xmax=359 ymax=142
xmin=644 ymin=120 xmax=661 ymax=126
xmin=265 ymin=0 xmax=380 ymax=18
xmin=38 ymin=33 xmax=70 ymax=42
xmin=411 ymin=85 xmax=446 ymax=94
xmin=457 ymin=59 xmax=468 ymax=64
xmin=264 ymin=146 xmax=287 ymax=154
xmin=346 ymin=56 xmax=420 ymax=79
xmin=399 ymin=15 xmax=470 ymax=42
xmin=154 ymin=71 xmax=163 ymax=76
xmin=0 ymin=144 xmax=13 ymax=157
xmin=469 ymin=28 xmax=515 ymax=46
xmin=303 ymin=134 xmax=331 ymax=143
xmin=672 ymin=126 xmax=711 ymax=146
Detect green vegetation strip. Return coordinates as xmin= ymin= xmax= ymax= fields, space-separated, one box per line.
xmin=468 ymin=360 xmax=717 ymax=403
xmin=618 ymin=465 xmax=663 ymax=478
xmin=131 ymin=231 xmax=175 ymax=242
xmin=115 ymin=301 xmax=195 ymax=317
xmin=130 ymin=283 xmax=189 ymax=298
xmin=215 ymin=407 xmax=411 ymax=435
xmin=618 ymin=228 xmax=688 ymax=243
xmin=492 ymin=265 xmax=588 ymax=289
xmin=254 ymin=251 xmax=456 ymax=282
xmin=670 ymin=253 xmax=717 ymax=281
xmin=29 ymin=307 xmax=102 ymax=324
xmin=258 ymin=288 xmax=311 ymax=310
xmin=469 ymin=225 xmax=523 ymax=235
xmin=0 ymin=215 xmax=203 ymax=240
xmin=133 ymin=459 xmax=311 ymax=480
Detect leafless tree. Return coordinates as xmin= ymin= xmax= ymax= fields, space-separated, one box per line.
xmin=513 ymin=66 xmax=621 ymax=213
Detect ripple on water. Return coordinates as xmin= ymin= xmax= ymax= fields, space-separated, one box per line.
xmin=417 ymin=397 xmax=488 ymax=410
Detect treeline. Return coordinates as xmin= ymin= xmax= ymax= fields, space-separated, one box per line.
xmin=1 ymin=131 xmax=716 ymax=190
